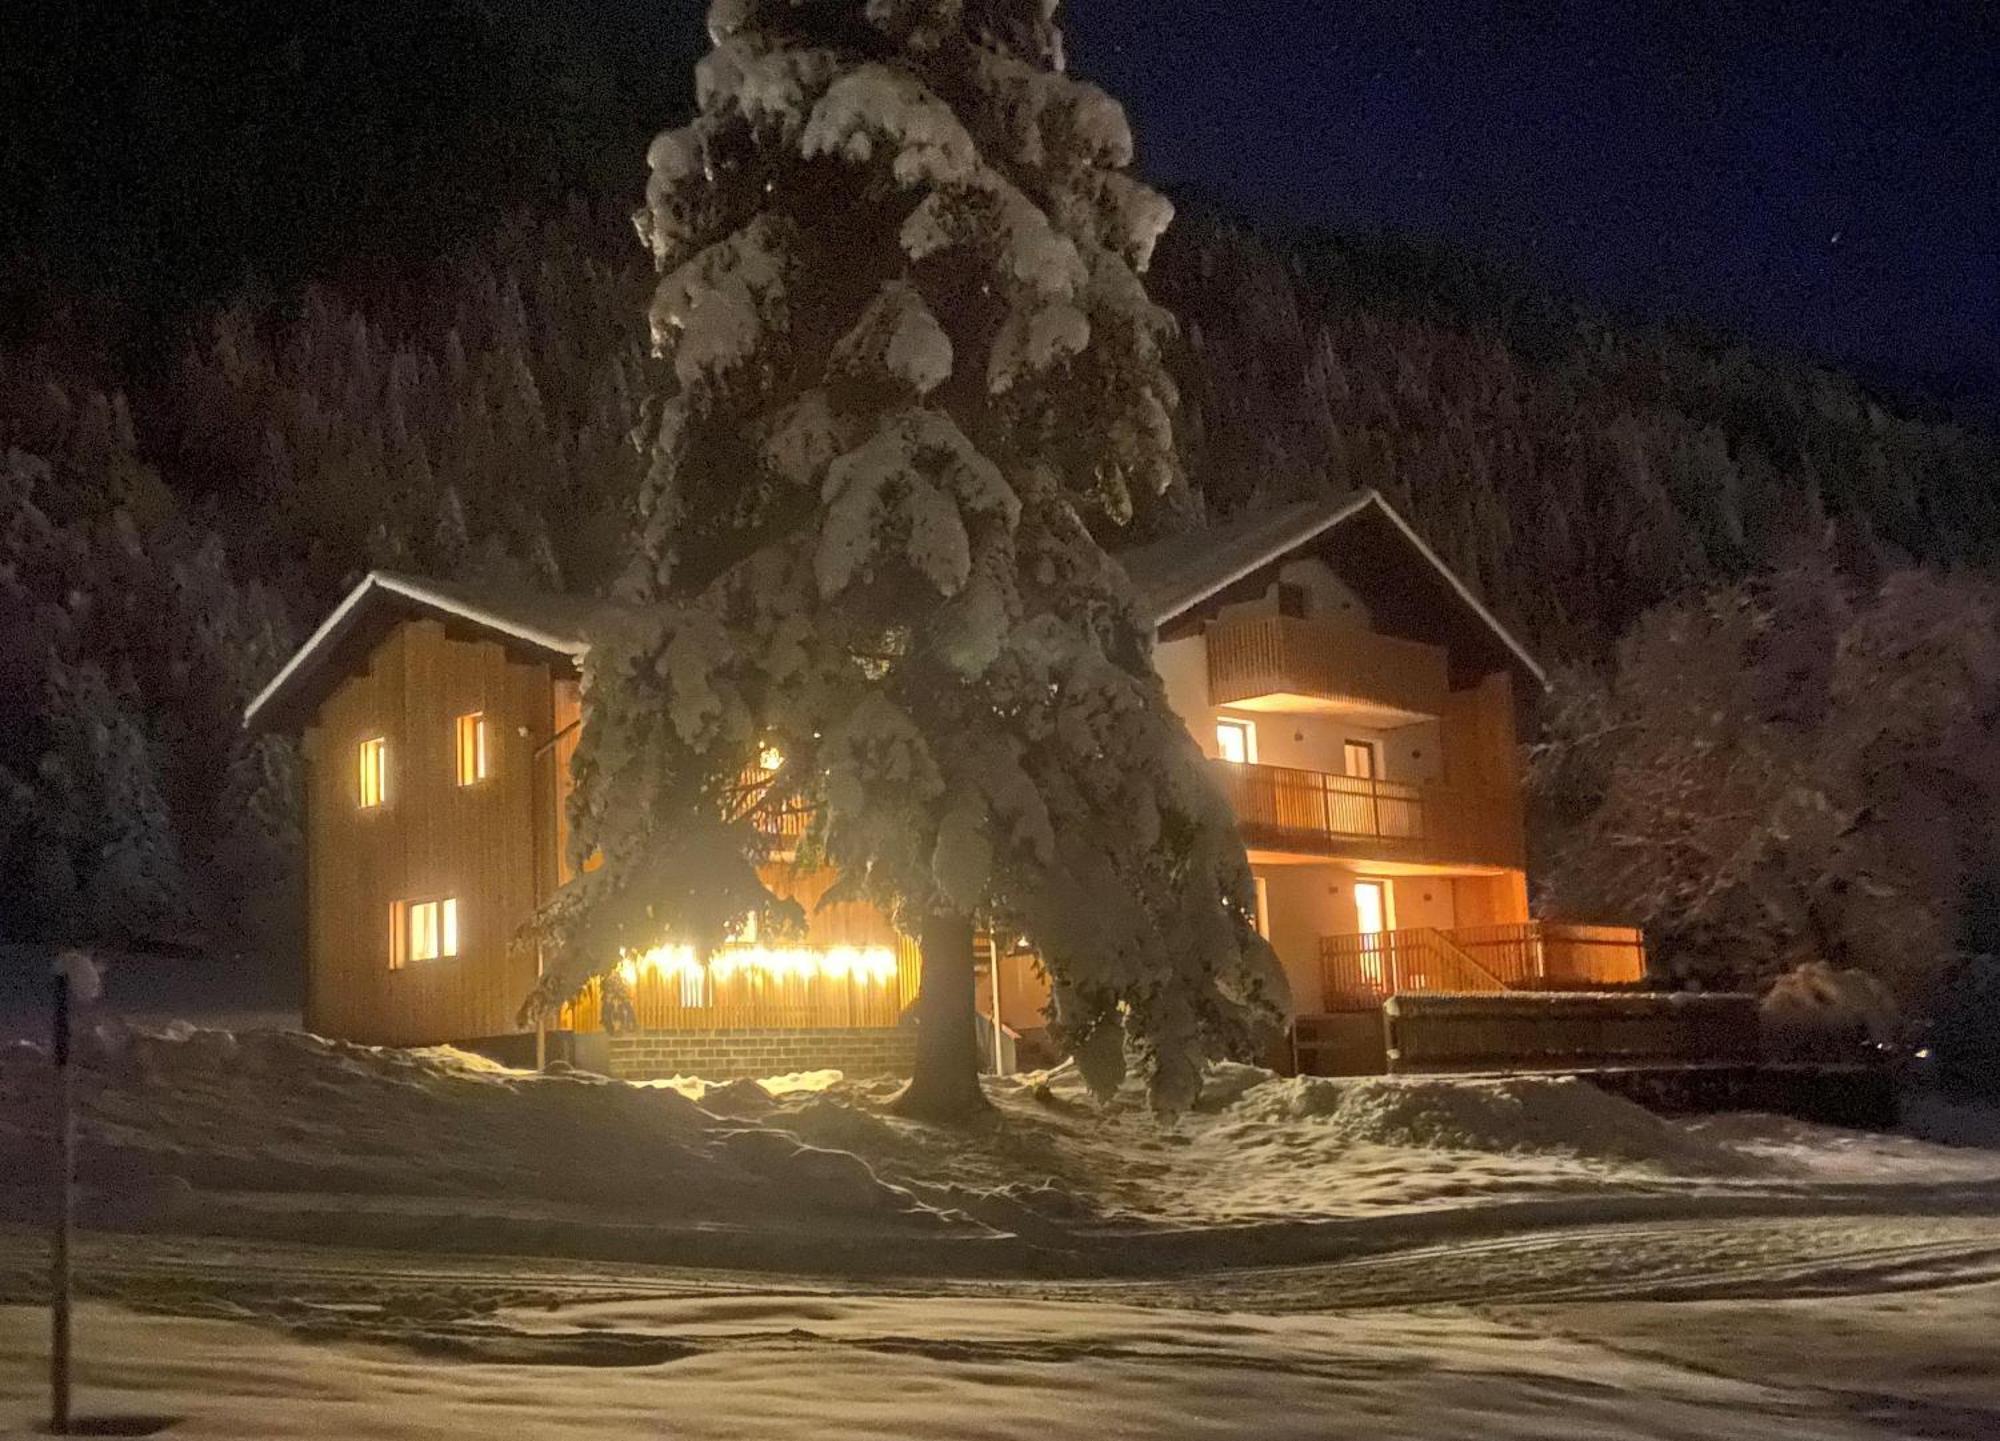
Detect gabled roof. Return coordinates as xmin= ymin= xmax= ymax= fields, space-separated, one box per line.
xmin=249 ymin=489 xmax=1545 ymax=734
xmin=1117 ymin=488 xmax=1547 ymax=691
xmin=243 ymin=571 xmax=600 ymax=733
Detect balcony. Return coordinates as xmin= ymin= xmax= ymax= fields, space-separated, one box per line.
xmin=1209 ymin=759 xmax=1522 ymax=868
xmin=1318 ymin=922 xmax=1649 ymax=1009
xmin=1207 ymin=614 xmax=1447 ymax=720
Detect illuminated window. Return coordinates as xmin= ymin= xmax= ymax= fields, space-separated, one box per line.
xmin=1343 ymin=740 xmax=1378 ymax=781
xmin=392 ymin=897 xmax=459 ymax=967
xmin=1253 ymin=876 xmax=1271 ymax=940
xmin=358 ymin=737 xmax=387 ymax=808
xmin=455 ymin=712 xmax=489 ymax=786
xmin=1215 ymin=718 xmax=1257 ymax=765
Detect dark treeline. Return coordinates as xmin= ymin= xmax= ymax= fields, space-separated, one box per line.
xmin=1157 ymin=210 xmax=2000 ymax=662
xmin=4 ymin=4 xmax=1997 ymax=1056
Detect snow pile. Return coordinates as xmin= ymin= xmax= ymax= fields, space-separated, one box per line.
xmin=0 ymin=1026 xmax=957 ymax=1252
xmin=1240 ymin=1074 xmax=1742 ymax=1172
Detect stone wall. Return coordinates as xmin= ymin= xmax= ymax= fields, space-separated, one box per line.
xmin=604 ymin=1027 xmax=918 ymax=1081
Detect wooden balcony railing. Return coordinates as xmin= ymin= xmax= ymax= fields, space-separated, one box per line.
xmin=1319 ymin=922 xmax=1648 ymax=1009
xmin=1210 ymin=759 xmax=1521 ymax=867
xmin=1449 ymin=922 xmax=1648 ymax=991
xmin=1207 ymin=614 xmax=1448 ymax=717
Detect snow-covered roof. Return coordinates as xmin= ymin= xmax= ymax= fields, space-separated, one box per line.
xmin=242 ymin=571 xmax=601 ymax=733
xmin=1118 ymin=489 xmax=1547 ymax=691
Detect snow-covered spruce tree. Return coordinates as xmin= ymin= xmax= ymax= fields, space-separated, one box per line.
xmin=522 ymin=0 xmax=1288 ymax=1118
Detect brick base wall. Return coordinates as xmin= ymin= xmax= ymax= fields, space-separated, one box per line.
xmin=604 ymin=1027 xmax=918 ymax=1081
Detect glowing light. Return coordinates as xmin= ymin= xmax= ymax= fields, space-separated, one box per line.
xmin=617 ymin=943 xmax=898 ymax=991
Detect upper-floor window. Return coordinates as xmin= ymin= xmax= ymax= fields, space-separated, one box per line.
xmin=1216 ymin=717 xmax=1257 ymax=765
xmin=1343 ymin=739 xmax=1379 ymax=781
xmin=357 ymin=736 xmax=387 ymax=808
xmin=392 ymin=897 xmax=458 ymax=967
xmin=455 ymin=712 xmax=489 ymax=786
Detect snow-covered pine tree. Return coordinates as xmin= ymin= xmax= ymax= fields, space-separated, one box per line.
xmin=522 ymin=0 xmax=1288 ymax=1117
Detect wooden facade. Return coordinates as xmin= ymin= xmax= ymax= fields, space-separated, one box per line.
xmin=285 ymin=599 xmax=918 ymax=1054
xmin=302 ymin=618 xmax=565 ymax=1046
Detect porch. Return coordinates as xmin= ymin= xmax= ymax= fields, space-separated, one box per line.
xmin=1318 ymin=921 xmax=1648 ymax=1009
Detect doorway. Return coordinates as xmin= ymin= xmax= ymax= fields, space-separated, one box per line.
xmin=1353 ymin=878 xmax=1392 ymax=985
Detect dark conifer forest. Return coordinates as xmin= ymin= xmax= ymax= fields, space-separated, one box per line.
xmin=5 ymin=2 xmax=1996 ymax=1049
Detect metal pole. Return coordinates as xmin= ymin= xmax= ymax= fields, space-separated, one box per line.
xmin=50 ymin=965 xmax=72 ymax=1436
xmin=990 ymin=944 xmax=1006 ymax=1078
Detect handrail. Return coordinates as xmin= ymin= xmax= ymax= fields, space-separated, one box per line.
xmin=1209 ymin=759 xmax=1426 ymax=846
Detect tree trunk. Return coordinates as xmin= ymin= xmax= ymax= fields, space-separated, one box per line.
xmin=889 ymin=910 xmax=990 ymax=1123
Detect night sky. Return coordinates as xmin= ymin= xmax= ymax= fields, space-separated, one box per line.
xmin=5 ymin=1 xmax=1994 ymax=404
xmin=1065 ymin=0 xmax=1998 ymax=397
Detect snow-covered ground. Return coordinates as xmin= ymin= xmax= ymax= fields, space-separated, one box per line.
xmin=2 ymin=1277 xmax=1996 ymax=1439
xmin=2 ymin=1026 xmax=1999 ymax=1436
xmin=4 ymin=1025 xmax=1999 ymax=1275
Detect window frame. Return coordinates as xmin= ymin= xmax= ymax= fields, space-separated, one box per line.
xmin=455 ymin=711 xmax=490 ymax=787
xmin=1342 ymin=738 xmax=1380 ymax=782
xmin=391 ymin=896 xmax=460 ymax=969
xmin=357 ymin=736 xmax=388 ymax=809
xmin=1215 ymin=716 xmax=1258 ymax=766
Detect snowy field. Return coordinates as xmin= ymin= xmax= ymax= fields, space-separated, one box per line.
xmin=4 ymin=1026 xmax=1998 ymax=1274
xmin=3 ymin=1280 xmax=1997 ymax=1440
xmin=1 ymin=1027 xmax=1998 ymax=1436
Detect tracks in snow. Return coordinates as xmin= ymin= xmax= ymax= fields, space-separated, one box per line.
xmin=4 ymin=1210 xmax=2000 ymax=1329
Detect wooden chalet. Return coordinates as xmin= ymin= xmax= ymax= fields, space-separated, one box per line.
xmin=244 ymin=490 xmax=1647 ymax=1080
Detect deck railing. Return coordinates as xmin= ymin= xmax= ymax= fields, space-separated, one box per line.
xmin=1320 ymin=921 xmax=1647 ymax=1009
xmin=1211 ymin=760 xmax=1423 ymax=846
xmin=1209 ymin=759 xmax=1520 ymax=866
xmin=1449 ymin=922 xmax=1648 ymax=990
xmin=1320 ymin=927 xmax=1505 ymax=1004
xmin=1207 ymin=614 xmax=1448 ymax=716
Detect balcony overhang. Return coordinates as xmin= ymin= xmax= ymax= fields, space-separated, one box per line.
xmin=1206 ymin=615 xmax=1450 ymax=721
xmin=1245 ymin=850 xmax=1514 ymax=876
xmin=1220 ymin=690 xmax=1432 ymax=728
